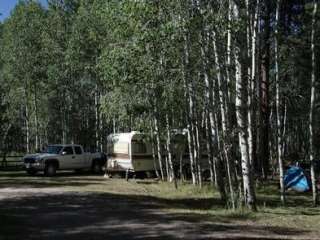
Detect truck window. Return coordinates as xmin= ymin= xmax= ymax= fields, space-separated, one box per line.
xmin=63 ymin=146 xmax=74 ymax=155
xmin=74 ymin=146 xmax=82 ymax=155
xmin=43 ymin=145 xmax=63 ymax=154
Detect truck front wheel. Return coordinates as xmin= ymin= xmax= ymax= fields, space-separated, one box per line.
xmin=45 ymin=163 xmax=57 ymax=177
xmin=26 ymin=169 xmax=37 ymax=176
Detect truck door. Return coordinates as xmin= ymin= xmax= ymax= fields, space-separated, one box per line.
xmin=60 ymin=146 xmax=76 ymax=169
xmin=74 ymin=146 xmax=86 ymax=168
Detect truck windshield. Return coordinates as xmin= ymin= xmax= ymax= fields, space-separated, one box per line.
xmin=43 ymin=145 xmax=63 ymax=154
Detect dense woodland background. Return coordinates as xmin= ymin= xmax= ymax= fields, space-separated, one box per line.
xmin=0 ymin=0 xmax=319 ymax=210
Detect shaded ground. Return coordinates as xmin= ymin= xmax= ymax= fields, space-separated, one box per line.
xmin=0 ymin=171 xmax=319 ymax=240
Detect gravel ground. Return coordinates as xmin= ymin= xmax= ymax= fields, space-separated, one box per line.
xmin=0 ymin=172 xmax=319 ymax=240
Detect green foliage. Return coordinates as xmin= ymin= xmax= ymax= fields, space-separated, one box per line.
xmin=0 ymin=0 xmax=319 ymax=169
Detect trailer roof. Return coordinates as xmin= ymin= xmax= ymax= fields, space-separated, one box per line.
xmin=107 ymin=131 xmax=143 ymax=144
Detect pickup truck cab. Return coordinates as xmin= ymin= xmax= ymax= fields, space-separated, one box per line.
xmin=23 ymin=144 xmax=106 ymax=176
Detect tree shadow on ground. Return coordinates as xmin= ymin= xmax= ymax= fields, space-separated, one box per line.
xmin=0 ymin=170 xmax=103 ymax=178
xmin=0 ymin=171 xmax=106 ymax=189
xmin=0 ymin=191 xmax=314 ymax=240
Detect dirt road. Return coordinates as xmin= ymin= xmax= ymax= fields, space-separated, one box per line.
xmin=0 ymin=172 xmax=318 ymax=240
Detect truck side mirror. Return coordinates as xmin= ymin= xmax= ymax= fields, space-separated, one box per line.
xmin=61 ymin=151 xmax=67 ymax=155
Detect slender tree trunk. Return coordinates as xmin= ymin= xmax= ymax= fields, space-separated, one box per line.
xmin=25 ymin=88 xmax=30 ymax=154
xmin=259 ymin=0 xmax=271 ymax=178
xmin=234 ymin=3 xmax=257 ymax=211
xmin=150 ymin=121 xmax=160 ymax=179
xmin=210 ymin=110 xmax=227 ymax=202
xmin=195 ymin=121 xmax=202 ymax=187
xmin=179 ymin=146 xmax=184 ymax=182
xmin=245 ymin=0 xmax=253 ymax=166
xmin=198 ymin=15 xmax=218 ymax=188
xmin=62 ymin=90 xmax=67 ymax=144
xmin=112 ymin=117 xmax=116 ymax=134
xmin=235 ymin=50 xmax=256 ymax=211
xmin=309 ymin=0 xmax=318 ymax=206
xmin=99 ymin=110 xmax=103 ymax=152
xmin=95 ymin=85 xmax=100 ymax=150
xmin=275 ymin=0 xmax=285 ymax=205
xmin=281 ymin=100 xmax=287 ymax=158
xmin=250 ymin=0 xmax=259 ymax=168
xmin=34 ymin=84 xmax=39 ymax=151
xmin=154 ymin=114 xmax=164 ymax=180
xmin=182 ymin=27 xmax=197 ymax=185
xmin=166 ymin=114 xmax=178 ymax=188
xmin=190 ymin=83 xmax=200 ymax=185
xmin=186 ymin=125 xmax=196 ymax=185
xmin=212 ymin=29 xmax=236 ymax=209
xmin=205 ymin=115 xmax=215 ymax=186
xmin=199 ymin=20 xmax=215 ymax=187
xmin=0 ymin=124 xmax=12 ymax=154
xmin=226 ymin=0 xmax=232 ymax=105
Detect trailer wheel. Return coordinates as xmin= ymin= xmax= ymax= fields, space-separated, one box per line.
xmin=146 ymin=171 xmax=156 ymax=179
xmin=136 ymin=172 xmax=146 ymax=179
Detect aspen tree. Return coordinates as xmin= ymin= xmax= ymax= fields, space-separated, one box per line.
xmin=275 ymin=0 xmax=286 ymax=205
xmin=309 ymin=0 xmax=318 ymax=206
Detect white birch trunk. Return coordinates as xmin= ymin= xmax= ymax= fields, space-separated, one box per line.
xmin=275 ymin=0 xmax=285 ymax=205
xmin=112 ymin=117 xmax=116 ymax=134
xmin=95 ymin=86 xmax=100 ymax=150
xmin=281 ymin=100 xmax=287 ymax=158
xmin=34 ymin=86 xmax=39 ymax=151
xmin=154 ymin=115 xmax=164 ymax=180
xmin=205 ymin=115 xmax=215 ymax=185
xmin=182 ymin=27 xmax=197 ymax=185
xmin=245 ymin=0 xmax=253 ymax=166
xmin=165 ymin=114 xmax=177 ymax=188
xmin=195 ymin=122 xmax=202 ymax=187
xmin=226 ymin=0 xmax=232 ymax=104
xmin=199 ymin=25 xmax=217 ymax=187
xmin=234 ymin=3 xmax=257 ymax=211
xmin=309 ymin=0 xmax=318 ymax=206
xmin=25 ymin=88 xmax=30 ymax=154
xmin=212 ymin=29 xmax=236 ymax=208
xmin=150 ymin=122 xmax=160 ymax=179
xmin=249 ymin=0 xmax=259 ymax=166
xmin=200 ymin=40 xmax=223 ymax=192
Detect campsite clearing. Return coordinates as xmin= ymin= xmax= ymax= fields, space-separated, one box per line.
xmin=0 ymin=171 xmax=319 ymax=240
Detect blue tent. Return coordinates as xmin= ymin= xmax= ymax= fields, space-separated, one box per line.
xmin=284 ymin=166 xmax=310 ymax=192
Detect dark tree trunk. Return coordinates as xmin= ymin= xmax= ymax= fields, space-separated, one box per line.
xmin=259 ymin=0 xmax=271 ymax=179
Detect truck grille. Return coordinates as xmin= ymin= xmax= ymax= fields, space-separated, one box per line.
xmin=24 ymin=158 xmax=36 ymax=164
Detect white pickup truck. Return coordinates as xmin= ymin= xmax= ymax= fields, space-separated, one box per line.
xmin=23 ymin=144 xmax=106 ymax=176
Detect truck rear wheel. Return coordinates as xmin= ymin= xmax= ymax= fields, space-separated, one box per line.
xmin=45 ymin=163 xmax=57 ymax=177
xmin=92 ymin=160 xmax=102 ymax=174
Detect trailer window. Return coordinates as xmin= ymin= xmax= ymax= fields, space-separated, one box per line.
xmin=132 ymin=141 xmax=147 ymax=154
xmin=113 ymin=142 xmax=129 ymax=154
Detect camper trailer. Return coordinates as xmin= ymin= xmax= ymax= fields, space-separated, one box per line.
xmin=106 ymin=131 xmax=211 ymax=179
xmin=106 ymin=132 xmax=156 ymax=175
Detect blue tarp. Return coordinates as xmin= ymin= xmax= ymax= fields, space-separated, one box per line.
xmin=284 ymin=166 xmax=310 ymax=192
